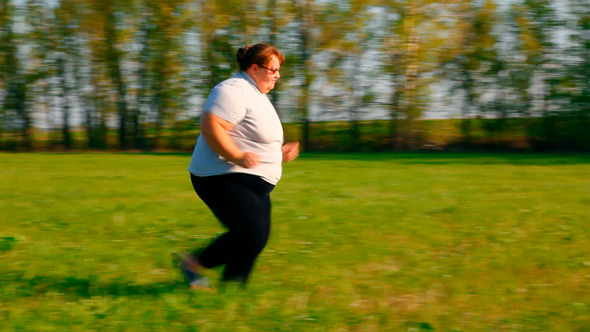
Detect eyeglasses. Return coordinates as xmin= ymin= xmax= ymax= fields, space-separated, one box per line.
xmin=259 ymin=65 xmax=280 ymax=74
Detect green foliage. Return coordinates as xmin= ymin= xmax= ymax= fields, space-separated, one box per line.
xmin=13 ymin=116 xmax=590 ymax=152
xmin=1 ymin=152 xmax=589 ymax=330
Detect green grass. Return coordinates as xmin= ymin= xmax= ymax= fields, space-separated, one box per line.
xmin=1 ymin=152 xmax=589 ymax=331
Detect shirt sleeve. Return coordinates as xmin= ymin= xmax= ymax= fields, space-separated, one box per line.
xmin=202 ymin=82 xmax=246 ymax=125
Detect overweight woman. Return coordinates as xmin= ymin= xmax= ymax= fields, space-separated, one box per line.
xmin=180 ymin=43 xmax=299 ymax=289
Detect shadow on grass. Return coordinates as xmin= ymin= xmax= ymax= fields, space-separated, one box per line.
xmin=1 ymin=272 xmax=186 ymax=298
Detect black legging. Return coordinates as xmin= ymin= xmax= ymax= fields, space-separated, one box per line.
xmin=190 ymin=173 xmax=275 ymax=283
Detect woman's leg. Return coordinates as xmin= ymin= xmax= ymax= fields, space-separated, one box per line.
xmin=190 ymin=173 xmax=274 ymax=283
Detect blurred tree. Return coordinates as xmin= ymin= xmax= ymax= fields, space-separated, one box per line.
xmin=136 ymin=0 xmax=193 ymax=149
xmin=570 ymin=0 xmax=590 ymax=114
xmin=134 ymin=2 xmax=155 ymax=150
xmin=54 ymin=0 xmax=84 ymax=150
xmin=0 ymin=0 xmax=30 ymax=150
xmin=82 ymin=38 xmax=111 ymax=150
xmin=27 ymin=0 xmax=58 ymax=149
xmin=294 ymin=0 xmax=315 ymax=150
xmin=27 ymin=0 xmax=97 ymax=150
xmin=56 ymin=0 xmax=110 ymax=149
xmin=441 ymin=0 xmax=500 ymax=145
xmin=265 ymin=0 xmax=296 ymax=108
xmin=266 ymin=0 xmax=281 ymax=106
xmin=380 ymin=0 xmax=444 ymax=149
xmin=0 ymin=0 xmax=9 ymax=146
xmin=80 ymin=24 xmax=109 ymax=148
xmin=82 ymin=0 xmax=135 ymax=149
xmin=106 ymin=0 xmax=130 ymax=149
xmin=509 ymin=0 xmax=558 ymax=147
xmin=557 ymin=0 xmax=590 ymax=149
xmin=195 ymin=0 xmax=259 ymax=95
xmin=314 ymin=0 xmax=376 ymax=149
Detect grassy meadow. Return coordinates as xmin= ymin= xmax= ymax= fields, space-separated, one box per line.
xmin=1 ymin=152 xmax=589 ymax=331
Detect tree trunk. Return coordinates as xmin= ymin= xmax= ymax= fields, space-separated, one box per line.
xmin=298 ymin=0 xmax=313 ymax=151
xmin=104 ymin=7 xmax=128 ymax=149
xmin=58 ymin=56 xmax=71 ymax=150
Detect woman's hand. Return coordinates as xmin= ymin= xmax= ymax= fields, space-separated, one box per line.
xmin=236 ymin=151 xmax=260 ymax=168
xmin=281 ymin=141 xmax=300 ymax=163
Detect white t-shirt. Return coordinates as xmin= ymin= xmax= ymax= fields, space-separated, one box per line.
xmin=188 ymin=72 xmax=284 ymax=185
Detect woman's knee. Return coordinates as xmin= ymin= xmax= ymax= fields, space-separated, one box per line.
xmin=235 ymin=229 xmax=268 ymax=255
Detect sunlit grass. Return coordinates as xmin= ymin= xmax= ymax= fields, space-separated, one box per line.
xmin=1 ymin=152 xmax=589 ymax=331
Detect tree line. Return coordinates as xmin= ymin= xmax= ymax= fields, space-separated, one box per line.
xmin=0 ymin=0 xmax=588 ymax=151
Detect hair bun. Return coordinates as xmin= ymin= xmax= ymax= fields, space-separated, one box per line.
xmin=237 ymin=45 xmax=250 ymax=57
xmin=236 ymin=45 xmax=251 ymax=68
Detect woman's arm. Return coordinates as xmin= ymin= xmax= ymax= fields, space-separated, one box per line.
xmin=200 ymin=112 xmax=259 ymax=168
